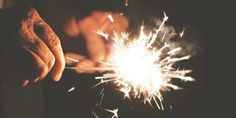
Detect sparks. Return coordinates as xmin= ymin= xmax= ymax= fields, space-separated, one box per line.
xmin=68 ymin=87 xmax=75 ymax=92
xmin=105 ymin=108 xmax=119 ymax=118
xmin=93 ymin=13 xmax=194 ymax=109
xmin=120 ymin=87 xmax=131 ymax=99
xmin=96 ymin=29 xmax=109 ymax=40
xmin=107 ymin=14 xmax=114 ymax=22
xmin=179 ymin=27 xmax=185 ymax=38
xmin=125 ymin=0 xmax=128 ymax=7
xmin=92 ymin=110 xmax=99 ymax=118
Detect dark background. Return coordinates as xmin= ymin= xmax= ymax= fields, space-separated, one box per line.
xmin=1 ymin=0 xmax=233 ymax=118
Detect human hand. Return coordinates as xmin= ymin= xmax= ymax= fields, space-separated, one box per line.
xmin=65 ymin=11 xmax=128 ymax=73
xmin=1 ymin=7 xmax=65 ymax=86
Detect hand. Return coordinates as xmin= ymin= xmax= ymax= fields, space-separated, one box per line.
xmin=65 ymin=11 xmax=128 ymax=73
xmin=0 ymin=7 xmax=65 ymax=86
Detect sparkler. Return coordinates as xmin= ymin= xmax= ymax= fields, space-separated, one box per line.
xmin=66 ymin=13 xmax=194 ymax=110
xmin=93 ymin=13 xmax=194 ymax=109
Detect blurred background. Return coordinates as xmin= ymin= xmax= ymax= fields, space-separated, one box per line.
xmin=1 ymin=0 xmax=234 ymax=118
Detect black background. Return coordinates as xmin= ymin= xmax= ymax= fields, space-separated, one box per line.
xmin=4 ymin=0 xmax=234 ymax=118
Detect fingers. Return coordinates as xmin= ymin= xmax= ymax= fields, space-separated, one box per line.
xmin=21 ymin=47 xmax=49 ymax=83
xmin=20 ymin=31 xmax=55 ymax=72
xmin=20 ymin=8 xmax=65 ymax=82
xmin=32 ymin=9 xmax=65 ymax=82
xmin=37 ymin=21 xmax=65 ymax=81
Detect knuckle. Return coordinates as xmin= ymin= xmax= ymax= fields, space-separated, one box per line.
xmin=48 ymin=33 xmax=61 ymax=46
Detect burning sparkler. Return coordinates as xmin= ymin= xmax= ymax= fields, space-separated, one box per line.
xmin=66 ymin=13 xmax=194 ymax=110
xmin=93 ymin=13 xmax=194 ymax=109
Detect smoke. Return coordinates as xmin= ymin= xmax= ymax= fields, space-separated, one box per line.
xmin=154 ymin=19 xmax=202 ymax=57
xmin=169 ymin=25 xmax=202 ymax=57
